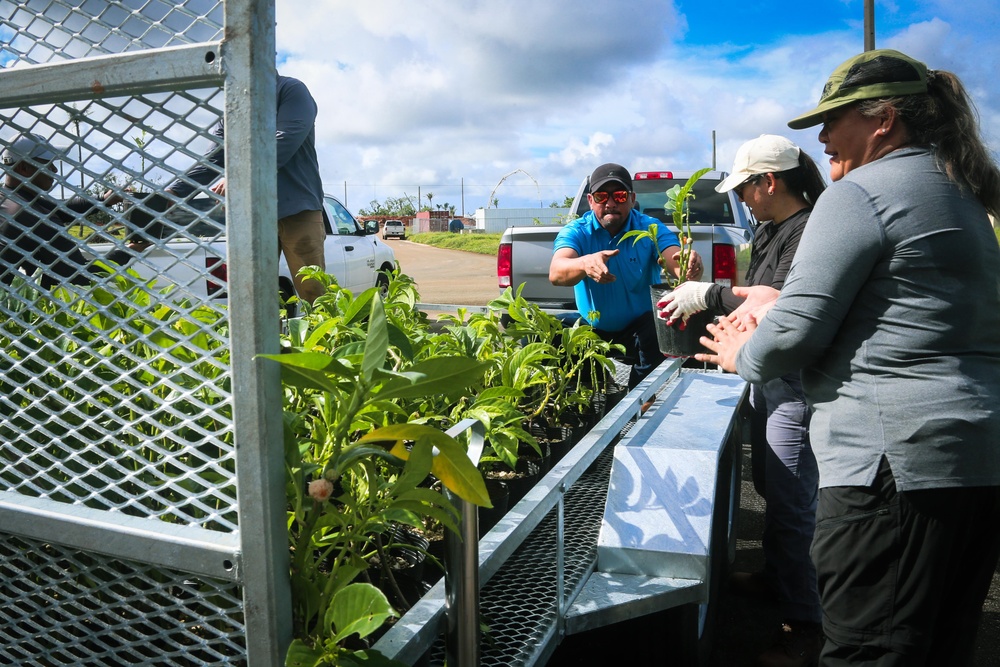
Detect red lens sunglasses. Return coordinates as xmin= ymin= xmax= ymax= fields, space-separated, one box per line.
xmin=591 ymin=190 xmax=630 ymax=204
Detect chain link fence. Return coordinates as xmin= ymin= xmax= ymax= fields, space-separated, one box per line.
xmin=0 ymin=1 xmax=287 ymax=664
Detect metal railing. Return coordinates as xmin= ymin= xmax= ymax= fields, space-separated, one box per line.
xmin=375 ymin=359 xmax=681 ymax=665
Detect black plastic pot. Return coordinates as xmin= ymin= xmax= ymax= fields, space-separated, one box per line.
xmin=478 ymin=479 xmax=510 ymax=537
xmin=650 ymin=283 xmax=714 ymax=357
xmin=369 ymin=524 xmax=431 ymax=611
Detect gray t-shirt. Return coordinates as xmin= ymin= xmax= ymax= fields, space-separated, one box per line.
xmin=736 ymin=147 xmax=1000 ymax=491
xmin=168 ymin=75 xmax=324 ymax=220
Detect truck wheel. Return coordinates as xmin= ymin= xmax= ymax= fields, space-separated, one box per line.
xmin=280 ymin=284 xmax=297 ymax=319
xmin=376 ymin=271 xmax=390 ymax=298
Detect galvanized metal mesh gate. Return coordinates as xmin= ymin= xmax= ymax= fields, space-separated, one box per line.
xmin=0 ymin=1 xmax=288 ymax=665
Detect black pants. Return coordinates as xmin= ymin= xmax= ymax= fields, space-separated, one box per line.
xmin=594 ymin=312 xmax=663 ymax=389
xmin=812 ymin=457 xmax=1000 ymax=666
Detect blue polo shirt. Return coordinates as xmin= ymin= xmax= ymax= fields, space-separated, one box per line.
xmin=553 ymin=209 xmax=679 ymax=332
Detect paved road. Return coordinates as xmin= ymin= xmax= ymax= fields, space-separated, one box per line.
xmin=389 ymin=239 xmax=499 ymax=306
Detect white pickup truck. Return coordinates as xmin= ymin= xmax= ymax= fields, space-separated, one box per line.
xmin=497 ymin=170 xmax=754 ymax=312
xmin=87 ymin=193 xmax=396 ymax=312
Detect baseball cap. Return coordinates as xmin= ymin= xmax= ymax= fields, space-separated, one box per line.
xmin=2 ymin=132 xmax=62 ymax=165
xmin=716 ymin=135 xmax=801 ymax=193
xmin=589 ymin=163 xmax=633 ymax=192
xmin=787 ymin=49 xmax=929 ymax=130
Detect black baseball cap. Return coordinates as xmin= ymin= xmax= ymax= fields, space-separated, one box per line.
xmin=589 ymin=163 xmax=633 ymax=192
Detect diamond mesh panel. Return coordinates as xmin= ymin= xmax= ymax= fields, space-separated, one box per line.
xmin=0 ymin=533 xmax=246 ymax=666
xmin=0 ymin=0 xmax=224 ymax=65
xmin=2 ymin=3 xmax=237 ymax=532
xmin=0 ymin=2 xmax=276 ymax=664
xmin=426 ymin=442 xmax=618 ymax=666
xmin=0 ymin=91 xmax=237 ymax=532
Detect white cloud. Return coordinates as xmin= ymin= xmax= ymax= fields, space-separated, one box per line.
xmin=274 ymin=1 xmax=1000 ymax=212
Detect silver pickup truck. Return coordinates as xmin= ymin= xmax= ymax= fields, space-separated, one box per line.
xmin=497 ymin=170 xmax=754 ymax=311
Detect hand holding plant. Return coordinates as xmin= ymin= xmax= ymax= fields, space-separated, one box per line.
xmin=663 ymin=167 xmax=710 ymax=285
xmin=620 ymin=168 xmax=710 ymax=287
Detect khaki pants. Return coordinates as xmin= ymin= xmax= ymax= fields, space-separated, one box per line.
xmin=278 ymin=209 xmax=326 ymax=304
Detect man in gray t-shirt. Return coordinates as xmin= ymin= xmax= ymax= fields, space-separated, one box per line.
xmin=167 ymin=75 xmax=326 ymax=303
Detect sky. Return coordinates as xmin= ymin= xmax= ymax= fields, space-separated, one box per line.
xmin=273 ymin=0 xmax=1000 ymax=216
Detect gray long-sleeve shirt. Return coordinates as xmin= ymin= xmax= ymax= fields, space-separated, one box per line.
xmin=168 ymin=75 xmax=324 ymax=220
xmin=735 ymin=147 xmax=1000 ymax=491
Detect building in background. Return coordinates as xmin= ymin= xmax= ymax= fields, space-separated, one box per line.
xmin=474 ymin=207 xmax=571 ymax=234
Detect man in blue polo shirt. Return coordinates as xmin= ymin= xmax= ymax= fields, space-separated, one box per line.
xmin=549 ymin=163 xmax=702 ymax=388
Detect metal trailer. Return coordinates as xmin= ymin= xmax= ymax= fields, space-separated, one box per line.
xmin=0 ymin=1 xmax=290 ymax=664
xmin=375 ymin=358 xmax=748 ymax=666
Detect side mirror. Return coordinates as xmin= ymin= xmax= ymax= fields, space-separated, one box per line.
xmin=365 ymin=220 xmax=380 ymax=235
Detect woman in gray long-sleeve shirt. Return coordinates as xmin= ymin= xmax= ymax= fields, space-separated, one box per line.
xmin=700 ymin=50 xmax=1000 ymax=666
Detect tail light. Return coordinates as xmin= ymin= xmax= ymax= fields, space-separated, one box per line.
xmin=712 ymin=244 xmax=737 ymax=287
xmin=497 ymin=242 xmax=512 ymax=288
xmin=206 ymin=256 xmax=228 ymax=296
xmin=633 ymin=171 xmax=674 ymax=181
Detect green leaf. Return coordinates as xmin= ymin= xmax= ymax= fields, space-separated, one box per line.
xmin=343 ymin=288 xmax=376 ymax=325
xmin=301 ymin=317 xmax=343 ymax=349
xmin=361 ymin=295 xmax=389 ymax=382
xmin=386 ymin=321 xmax=415 ymax=360
xmin=258 ymin=351 xmax=355 ymax=391
xmin=375 ymin=357 xmax=490 ymax=401
xmin=332 ymin=444 xmax=406 ymax=475
xmin=284 ymin=639 xmax=326 ymax=667
xmin=328 ymin=583 xmax=397 ymax=644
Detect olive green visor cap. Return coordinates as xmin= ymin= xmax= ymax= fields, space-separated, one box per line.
xmin=787 ymin=49 xmax=928 ymax=130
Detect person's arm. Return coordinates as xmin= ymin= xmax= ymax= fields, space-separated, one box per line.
xmin=275 ymin=78 xmax=317 ymax=170
xmin=733 ymin=182 xmax=883 ymax=383
xmin=166 ymin=122 xmax=226 ymax=199
xmin=549 ymin=246 xmax=620 ymax=286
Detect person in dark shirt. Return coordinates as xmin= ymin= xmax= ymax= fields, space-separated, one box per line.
xmin=165 ymin=75 xmax=327 ymax=303
xmin=658 ymin=135 xmax=828 ymax=667
xmin=0 ymin=132 xmax=109 ymax=289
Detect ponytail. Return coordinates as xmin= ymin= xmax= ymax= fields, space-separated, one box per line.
xmin=859 ymin=71 xmax=1000 ymax=217
xmin=774 ymin=151 xmax=828 ymax=205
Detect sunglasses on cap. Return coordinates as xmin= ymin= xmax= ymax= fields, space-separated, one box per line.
xmin=591 ymin=190 xmax=630 ymax=204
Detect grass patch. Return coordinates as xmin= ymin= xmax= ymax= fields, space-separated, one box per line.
xmin=409 ymin=232 xmax=501 ymax=256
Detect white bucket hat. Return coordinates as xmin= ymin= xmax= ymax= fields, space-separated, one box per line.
xmin=716 ymin=134 xmax=801 ymax=193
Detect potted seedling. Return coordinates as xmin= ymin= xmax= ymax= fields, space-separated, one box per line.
xmin=620 ymin=168 xmax=713 ymax=357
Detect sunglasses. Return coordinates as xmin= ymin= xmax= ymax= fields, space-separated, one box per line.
xmin=734 ymin=175 xmax=762 ymax=202
xmin=591 ymin=190 xmax=630 ymax=205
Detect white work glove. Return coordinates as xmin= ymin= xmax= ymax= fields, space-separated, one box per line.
xmin=656 ymin=281 xmax=712 ymax=325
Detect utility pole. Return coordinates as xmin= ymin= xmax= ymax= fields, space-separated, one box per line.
xmin=864 ymin=0 xmax=875 ymax=51
xmin=712 ymin=130 xmax=717 ymax=171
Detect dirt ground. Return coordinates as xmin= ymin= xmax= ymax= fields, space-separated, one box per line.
xmin=387 ymin=238 xmax=499 ymax=307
